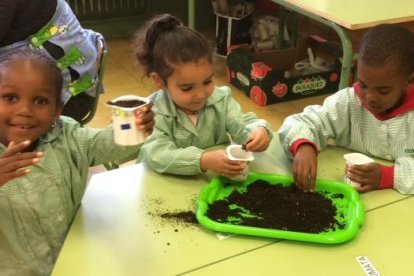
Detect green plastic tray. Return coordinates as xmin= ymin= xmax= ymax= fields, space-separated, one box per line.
xmin=196 ymin=172 xmax=365 ymax=244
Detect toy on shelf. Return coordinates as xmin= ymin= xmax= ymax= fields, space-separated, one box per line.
xmin=250 ymin=15 xmax=290 ymax=52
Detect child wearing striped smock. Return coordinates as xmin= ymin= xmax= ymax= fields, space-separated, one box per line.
xmin=279 ymin=24 xmax=414 ymax=194
xmin=133 ymin=14 xmax=273 ymax=178
xmin=0 ymin=50 xmax=154 ymax=275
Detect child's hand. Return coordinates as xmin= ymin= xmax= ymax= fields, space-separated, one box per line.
xmin=244 ymin=127 xmax=270 ymax=152
xmin=347 ymin=163 xmax=381 ymax=193
xmin=200 ymin=150 xmax=246 ymax=178
xmin=0 ymin=140 xmax=43 ymax=186
xmin=293 ymin=144 xmax=318 ymax=192
xmin=135 ymin=103 xmax=154 ymax=137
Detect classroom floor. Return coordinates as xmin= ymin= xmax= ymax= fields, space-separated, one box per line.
xmin=86 ymin=35 xmax=331 ymax=131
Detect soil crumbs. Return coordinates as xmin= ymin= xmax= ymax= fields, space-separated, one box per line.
xmin=145 ymin=196 xmax=199 ymax=233
xmin=206 ymin=180 xmax=345 ymax=233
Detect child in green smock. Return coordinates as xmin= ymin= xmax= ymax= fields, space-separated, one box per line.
xmin=134 ymin=14 xmax=273 ymax=178
xmin=0 ymin=50 xmax=154 ymax=275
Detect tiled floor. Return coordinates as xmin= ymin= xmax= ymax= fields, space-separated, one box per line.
xmin=86 ymin=36 xmax=331 ymax=131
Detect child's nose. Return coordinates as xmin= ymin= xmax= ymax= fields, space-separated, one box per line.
xmin=364 ymin=89 xmax=378 ymax=103
xmin=16 ymin=100 xmax=34 ymax=116
xmin=195 ymin=88 xmax=209 ymax=100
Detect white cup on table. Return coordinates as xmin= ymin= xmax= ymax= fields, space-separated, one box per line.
xmin=343 ymin=153 xmax=375 ymax=188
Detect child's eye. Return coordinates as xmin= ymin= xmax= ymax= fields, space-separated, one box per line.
xmin=180 ymin=86 xmax=193 ymax=92
xmin=2 ymin=94 xmax=18 ymax=102
xmin=358 ymin=81 xmax=367 ymax=89
xmin=203 ymin=79 xmax=213 ymax=85
xmin=377 ymin=88 xmax=390 ymax=95
xmin=34 ymin=97 xmax=49 ymax=105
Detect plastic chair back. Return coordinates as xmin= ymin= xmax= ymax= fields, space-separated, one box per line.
xmin=80 ymin=37 xmax=107 ymax=125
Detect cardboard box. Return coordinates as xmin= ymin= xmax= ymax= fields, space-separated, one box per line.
xmin=226 ymin=37 xmax=342 ymax=106
xmin=215 ymin=12 xmax=252 ymax=56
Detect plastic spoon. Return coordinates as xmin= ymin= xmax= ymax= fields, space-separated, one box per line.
xmin=226 ymin=133 xmax=236 ymax=145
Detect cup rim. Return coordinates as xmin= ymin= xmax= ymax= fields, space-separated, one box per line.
xmin=226 ymin=144 xmax=254 ymax=161
xmin=343 ymin=152 xmax=374 ymax=165
xmin=106 ymin=95 xmax=150 ymax=111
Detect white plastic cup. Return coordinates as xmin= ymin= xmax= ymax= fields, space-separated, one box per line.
xmin=106 ymin=95 xmax=150 ymax=146
xmin=343 ymin=153 xmax=374 ymax=188
xmin=226 ymin=145 xmax=255 ymax=181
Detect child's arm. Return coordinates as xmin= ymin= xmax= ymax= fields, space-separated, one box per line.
xmin=0 ymin=140 xmax=43 ymax=186
xmin=278 ymin=89 xmax=353 ymax=191
xmin=200 ymin=149 xmax=246 ymax=178
xmin=350 ymin=157 xmax=414 ymax=194
xmin=278 ymin=89 xmax=353 ymax=157
xmin=138 ymin=125 xmax=206 ymax=175
xmin=223 ymin=88 xmax=273 ymax=150
xmin=140 ymin=131 xmax=246 ymax=177
xmin=243 ymin=126 xmax=271 ymax=152
xmin=392 ymin=157 xmax=414 ymax=194
xmin=78 ymin=104 xmax=154 ymax=167
xmin=293 ymin=144 xmax=318 ymax=192
xmin=346 ymin=162 xmax=382 ymax=193
xmin=134 ymin=103 xmax=154 ymax=137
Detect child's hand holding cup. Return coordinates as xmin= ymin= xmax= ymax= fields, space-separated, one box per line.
xmin=343 ymin=153 xmax=374 ymax=188
xmin=107 ymin=95 xmax=151 ymax=146
xmin=226 ymin=145 xmax=254 ymax=181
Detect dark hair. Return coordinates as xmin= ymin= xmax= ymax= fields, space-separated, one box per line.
xmin=133 ymin=14 xmax=213 ymax=81
xmin=359 ymin=24 xmax=414 ymax=76
xmin=0 ymin=49 xmax=63 ymax=103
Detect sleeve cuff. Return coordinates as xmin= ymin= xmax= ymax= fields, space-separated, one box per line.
xmin=378 ymin=165 xmax=394 ymax=190
xmin=289 ymin=139 xmax=318 ymax=156
xmin=258 ymin=125 xmax=273 ymax=140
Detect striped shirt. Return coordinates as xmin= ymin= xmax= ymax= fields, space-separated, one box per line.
xmin=0 ymin=116 xmax=140 ymax=275
xmin=279 ymin=86 xmax=414 ymax=194
xmin=138 ymin=86 xmax=273 ymax=175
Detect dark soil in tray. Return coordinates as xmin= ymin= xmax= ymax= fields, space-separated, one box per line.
xmin=107 ymin=99 xmax=146 ymax=108
xmin=206 ymin=180 xmax=344 ymax=233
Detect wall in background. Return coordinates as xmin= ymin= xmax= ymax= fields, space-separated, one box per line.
xmin=75 ymin=0 xmax=215 ymax=39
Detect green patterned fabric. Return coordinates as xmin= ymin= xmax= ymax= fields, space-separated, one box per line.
xmin=0 ymin=116 xmax=140 ymax=275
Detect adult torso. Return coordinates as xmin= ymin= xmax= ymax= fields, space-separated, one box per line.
xmin=0 ymin=0 xmax=57 ymax=46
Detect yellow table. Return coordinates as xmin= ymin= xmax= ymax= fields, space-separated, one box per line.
xmin=272 ymin=0 xmax=414 ymax=89
xmin=187 ymin=195 xmax=414 ymax=276
xmin=52 ymin=136 xmax=410 ymax=275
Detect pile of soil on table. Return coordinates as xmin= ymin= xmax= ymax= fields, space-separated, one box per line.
xmin=145 ymin=196 xmax=199 ymax=233
xmin=206 ymin=180 xmax=345 ymax=233
xmin=160 ymin=211 xmax=198 ymax=225
xmin=106 ymin=99 xmax=146 ymax=108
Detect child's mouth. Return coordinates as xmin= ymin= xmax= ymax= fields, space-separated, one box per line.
xmin=10 ymin=123 xmax=33 ymax=130
xmin=367 ymin=104 xmax=382 ymax=113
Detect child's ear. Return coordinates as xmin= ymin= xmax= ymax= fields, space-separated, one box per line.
xmin=149 ymin=72 xmax=166 ymax=89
